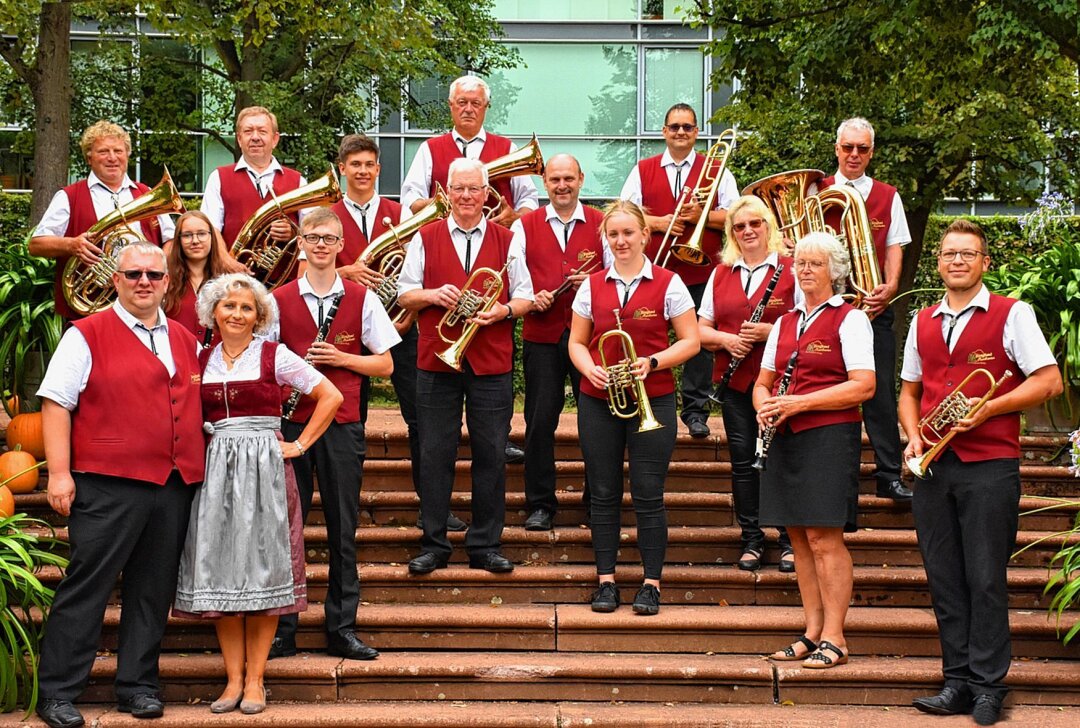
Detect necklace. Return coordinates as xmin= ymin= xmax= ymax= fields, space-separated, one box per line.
xmin=221 ymin=340 xmax=252 ymax=363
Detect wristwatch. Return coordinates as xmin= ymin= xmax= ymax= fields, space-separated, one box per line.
xmin=504 ymin=305 xmax=515 ymax=321
xmin=649 ymin=356 xmax=659 ymax=371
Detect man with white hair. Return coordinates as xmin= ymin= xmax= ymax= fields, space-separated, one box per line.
xmin=397 ymin=158 xmax=534 ymax=576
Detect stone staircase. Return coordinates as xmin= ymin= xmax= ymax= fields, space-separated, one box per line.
xmin=2 ymin=409 xmax=1078 ymax=726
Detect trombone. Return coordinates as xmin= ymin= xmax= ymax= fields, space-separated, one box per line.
xmin=436 ymin=256 xmax=515 ymax=372
xmin=598 ymin=309 xmax=663 ymax=433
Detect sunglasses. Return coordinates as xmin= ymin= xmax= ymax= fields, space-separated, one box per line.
xmin=839 ymin=143 xmax=872 ymax=154
xmin=732 ymin=219 xmax=765 ymax=233
xmin=665 ymin=123 xmax=697 ymax=133
xmin=118 ymin=269 xmax=166 ymax=282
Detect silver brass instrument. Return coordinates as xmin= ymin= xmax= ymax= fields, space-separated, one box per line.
xmin=742 ymin=169 xmax=825 ymax=246
xmin=803 ymin=183 xmax=882 ymax=316
xmin=357 ymin=184 xmax=451 ymax=325
xmin=907 ymin=369 xmax=1013 ymax=479
xmin=655 ymin=129 xmax=736 ymax=269
xmin=481 ymin=135 xmax=545 ymax=219
xmin=598 ymin=308 xmax=663 ymax=433
xmin=231 ymin=168 xmax=342 ymax=290
xmin=62 ymin=167 xmax=187 ymax=316
xmin=436 ymin=256 xmax=514 ymax=372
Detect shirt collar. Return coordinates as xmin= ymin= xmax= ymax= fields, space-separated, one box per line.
xmin=733 ymin=251 xmax=779 ymax=272
xmin=793 ymin=293 xmax=845 ymax=315
xmin=605 ymin=256 xmax=655 ymax=282
xmin=235 ymin=156 xmax=284 ymax=176
xmin=111 ymin=300 xmax=167 ymax=331
xmin=448 ymin=215 xmax=487 ymax=238
xmin=345 ymin=194 xmax=379 ymax=212
xmin=298 ymin=273 xmax=345 ymax=299
xmin=833 ymin=171 xmax=871 ymax=187
xmin=87 ymin=171 xmax=137 ymax=193
xmin=932 ymin=284 xmax=990 ymax=318
xmin=660 ymin=149 xmax=696 ymax=169
xmin=545 ymin=202 xmax=586 ymax=224
xmin=453 ymin=127 xmax=488 ymax=145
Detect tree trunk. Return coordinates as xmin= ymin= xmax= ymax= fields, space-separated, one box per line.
xmin=29 ymin=2 xmax=73 ymax=223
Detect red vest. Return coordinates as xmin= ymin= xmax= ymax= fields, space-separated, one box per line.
xmin=521 ymin=205 xmax=605 ymax=344
xmin=217 ymin=163 xmax=303 ymax=246
xmin=428 ymin=133 xmax=514 ymax=213
xmin=916 ymin=295 xmax=1023 ymax=461
xmin=820 ymin=175 xmax=895 ymax=277
xmin=200 ymin=341 xmax=283 ymax=421
xmin=416 ymin=220 xmax=514 ymax=375
xmin=166 ymin=283 xmax=218 ymax=348
xmin=70 ymin=309 xmax=205 ymax=485
xmin=639 ymin=153 xmax=724 ymax=286
xmin=580 ymin=265 xmax=677 ymax=401
xmin=710 ymin=256 xmax=796 ymax=393
xmin=57 ymin=179 xmax=162 ymax=320
xmin=274 ymin=279 xmax=367 ymax=424
xmin=332 ymin=197 xmax=403 ymax=268
xmin=771 ymin=302 xmax=863 ymax=433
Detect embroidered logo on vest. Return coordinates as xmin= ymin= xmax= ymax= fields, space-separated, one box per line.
xmin=967 ymin=349 xmax=995 ymax=364
xmin=632 ymin=307 xmax=658 ymax=320
xmin=578 ymin=250 xmax=597 ymax=263
xmin=870 ymin=218 xmax=886 ymax=231
xmin=190 ymin=373 xmax=202 ymax=384
xmin=804 ymin=339 xmax=832 ymax=354
xmin=766 ymin=298 xmax=786 ymax=308
xmin=334 ymin=331 xmax=357 ymax=346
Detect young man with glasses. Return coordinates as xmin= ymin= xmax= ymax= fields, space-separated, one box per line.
xmin=620 ymin=103 xmax=739 ymax=438
xmin=817 ymin=116 xmax=913 ymax=501
xmin=270 ymin=208 xmax=400 ymax=660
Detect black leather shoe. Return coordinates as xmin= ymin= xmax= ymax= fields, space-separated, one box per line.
xmin=972 ymin=694 xmax=1004 ymax=725
xmin=687 ymin=419 xmax=711 ymax=438
xmin=117 ymin=693 xmax=164 ymax=719
xmin=632 ymin=583 xmax=661 ymax=615
xmin=504 ymin=443 xmax=525 ymax=464
xmin=408 ymin=551 xmax=449 ymax=575
xmin=524 ymin=508 xmax=553 ymax=531
xmin=912 ymin=686 xmax=973 ymax=715
xmin=876 ymin=479 xmax=914 ymax=501
xmin=36 ymin=699 xmax=84 ymax=728
xmin=416 ymin=510 xmax=468 ymax=532
xmin=590 ymin=581 xmax=620 ymax=612
xmin=327 ymin=632 xmax=379 ymax=660
xmin=469 ymin=551 xmax=514 ymax=573
xmin=778 ymin=548 xmax=796 ymax=573
xmin=267 ymin=635 xmax=297 ymax=659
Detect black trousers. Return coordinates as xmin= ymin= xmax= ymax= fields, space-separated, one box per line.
xmin=863 ymin=307 xmax=902 ymax=483
xmin=38 ymin=471 xmax=194 ymax=701
xmin=389 ymin=325 xmax=422 ymax=494
xmin=680 ymin=282 xmax=714 ymax=425
xmin=578 ymin=392 xmax=677 ymax=580
xmin=416 ymin=365 xmax=512 ymax=559
xmin=523 ymin=330 xmax=582 ymax=516
xmin=719 ymin=386 xmax=790 ymax=552
xmin=912 ymin=451 xmax=1020 ymax=700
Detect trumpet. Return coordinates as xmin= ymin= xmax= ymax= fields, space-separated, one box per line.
xmin=436 ymin=256 xmax=515 ymax=372
xmin=655 ymin=129 xmax=736 ymax=269
xmin=598 ymin=309 xmax=663 ymax=433
xmin=803 ymin=184 xmax=882 ymax=316
xmin=907 ymin=369 xmax=1014 ymax=479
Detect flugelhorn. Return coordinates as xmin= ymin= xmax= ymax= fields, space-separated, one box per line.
xmin=357 ymin=184 xmax=451 ymax=325
xmin=436 ymin=256 xmax=514 ymax=372
xmin=803 ymin=184 xmax=882 ymax=316
xmin=62 ymin=167 xmax=187 ymax=316
xmin=231 ymin=168 xmax=342 ymax=290
xmin=742 ymin=169 xmax=825 ymax=247
xmin=907 ymin=369 xmax=1014 ymax=479
xmin=598 ymin=309 xmax=663 ymax=433
xmin=481 ymin=135 xmax=544 ymax=219
xmin=655 ymin=129 xmax=736 ymax=269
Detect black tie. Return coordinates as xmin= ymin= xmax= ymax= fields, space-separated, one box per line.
xmin=458 ymin=138 xmax=469 ymax=157
xmin=463 ymin=228 xmax=479 ymax=271
xmin=317 ymin=297 xmax=325 ymax=327
xmin=358 ymin=203 xmax=370 ymax=239
xmin=135 ymin=324 xmax=158 ymax=356
xmin=674 ymin=163 xmax=686 ymax=197
xmin=621 ymin=281 xmax=632 ymax=307
xmin=560 ymin=220 xmax=572 ymax=248
xmin=110 ymin=192 xmax=121 ymax=210
xmin=250 ymin=170 xmax=268 ymax=198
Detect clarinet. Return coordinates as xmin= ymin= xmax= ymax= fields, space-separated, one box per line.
xmin=282 ymin=293 xmax=343 ymax=420
xmin=709 ymin=263 xmax=786 ymax=403
xmin=752 ymin=350 xmax=797 ymax=471
xmin=201 ymin=326 xmax=214 ymax=350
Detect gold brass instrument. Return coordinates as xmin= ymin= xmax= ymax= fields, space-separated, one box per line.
xmin=598 ymin=308 xmax=663 ymax=433
xmin=62 ymin=167 xmax=187 ymax=316
xmin=481 ymin=135 xmax=545 ymax=219
xmin=655 ymin=128 xmax=736 ymax=269
xmin=803 ymin=183 xmax=882 ymax=315
xmin=357 ymin=184 xmax=451 ymax=325
xmin=230 ymin=168 xmax=342 ymax=290
xmin=742 ymin=169 xmax=825 ymax=246
xmin=907 ymin=369 xmax=1013 ymax=479
xmin=436 ymin=256 xmax=514 ymax=372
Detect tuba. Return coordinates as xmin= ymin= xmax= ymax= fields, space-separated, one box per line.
xmin=435 ymin=256 xmax=514 ymax=372
xmin=742 ymin=169 xmax=825 ymax=247
xmin=655 ymin=129 xmax=737 ymax=269
xmin=230 ymin=168 xmax=342 ymax=290
xmin=598 ymin=309 xmax=663 ymax=433
xmin=481 ymin=135 xmax=545 ymax=219
xmin=907 ymin=369 xmax=1013 ymax=479
xmin=357 ymin=184 xmax=451 ymax=325
xmin=62 ymin=167 xmax=187 ymax=317
xmin=803 ymin=183 xmax=882 ymax=315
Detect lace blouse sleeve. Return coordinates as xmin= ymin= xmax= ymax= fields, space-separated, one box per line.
xmin=274 ymin=344 xmax=324 ymax=395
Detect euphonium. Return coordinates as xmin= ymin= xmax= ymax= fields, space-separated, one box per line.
xmin=481 ymin=135 xmax=545 ymax=218
xmin=598 ymin=309 xmax=663 ymax=433
xmin=803 ymin=183 xmax=882 ymax=315
xmin=655 ymin=129 xmax=736 ymax=269
xmin=357 ymin=184 xmax=451 ymax=325
xmin=230 ymin=168 xmax=342 ymax=290
xmin=742 ymin=169 xmax=825 ymax=246
xmin=62 ymin=167 xmax=187 ymax=317
xmin=436 ymin=256 xmax=514 ymax=372
xmin=907 ymin=369 xmax=1013 ymax=479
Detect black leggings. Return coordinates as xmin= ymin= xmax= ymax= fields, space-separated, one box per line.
xmin=578 ymin=392 xmax=677 ymax=580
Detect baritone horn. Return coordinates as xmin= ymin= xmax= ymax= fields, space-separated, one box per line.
xmin=655 ymin=128 xmax=736 ymax=269
xmin=436 ymin=256 xmax=514 ymax=372
xmin=803 ymin=183 xmax=882 ymax=316
xmin=598 ymin=309 xmax=663 ymax=433
xmin=62 ymin=167 xmax=187 ymax=316
xmin=907 ymin=369 xmax=1014 ymax=479
xmin=742 ymin=169 xmax=825 ymax=247
xmin=482 ymin=135 xmax=545 ymax=218
xmin=357 ymin=184 xmax=451 ymax=325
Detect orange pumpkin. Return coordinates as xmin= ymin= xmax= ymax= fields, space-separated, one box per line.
xmin=5 ymin=412 xmax=44 ymax=460
xmin=0 ymin=485 xmax=14 ymax=518
xmin=3 ymin=394 xmax=18 ymax=417
xmin=0 ymin=445 xmax=40 ymax=494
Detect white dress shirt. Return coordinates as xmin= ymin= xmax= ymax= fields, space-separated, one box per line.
xmin=760 ymin=294 xmax=875 ymax=372
xmin=571 ymin=257 xmax=695 ymax=321
xmin=33 ymin=172 xmax=176 ymax=240
xmin=508 ymin=203 xmax=614 ymax=273
xmin=698 ymin=252 xmax=803 ymax=321
xmin=200 ymin=156 xmax=308 ymax=232
xmin=817 ymin=172 xmax=911 ymax=248
xmin=620 ymin=149 xmax=739 ymax=211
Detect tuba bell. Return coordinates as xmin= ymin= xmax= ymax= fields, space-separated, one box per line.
xmin=230 ymin=167 xmax=342 ymax=290
xmin=62 ymin=167 xmax=187 ymax=317
xmin=481 ymin=135 xmax=544 ymax=219
xmin=435 ymin=256 xmax=514 ymax=372
xmin=803 ymin=183 xmax=882 ymax=316
xmin=742 ymin=169 xmax=825 ymax=247
xmin=598 ymin=309 xmax=663 ymax=433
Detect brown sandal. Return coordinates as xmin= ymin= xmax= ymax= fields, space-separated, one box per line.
xmin=802 ymin=640 xmax=849 ymax=669
xmin=770 ymin=635 xmax=817 ymax=661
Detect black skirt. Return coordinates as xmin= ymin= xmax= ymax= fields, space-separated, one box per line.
xmin=759 ymin=421 xmax=861 ymax=533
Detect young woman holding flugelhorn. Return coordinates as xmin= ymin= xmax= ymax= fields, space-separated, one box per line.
xmin=567 ymin=200 xmax=700 ymax=616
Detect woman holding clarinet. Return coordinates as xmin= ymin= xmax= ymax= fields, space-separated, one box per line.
xmin=752 ymin=231 xmax=875 ymax=669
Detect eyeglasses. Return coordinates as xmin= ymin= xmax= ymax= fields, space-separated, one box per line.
xmin=665 ymin=123 xmax=697 ymax=133
xmin=794 ymin=260 xmax=827 ymax=271
xmin=300 ymin=233 xmax=342 ymax=246
xmin=839 ymin=143 xmax=872 ymax=154
xmin=117 ymin=269 xmax=166 ymax=282
xmin=732 ymin=219 xmax=765 ymax=233
xmin=448 ymin=185 xmax=485 ymax=196
xmin=180 ymin=230 xmax=211 ymax=242
xmin=938 ymin=249 xmax=984 ymax=263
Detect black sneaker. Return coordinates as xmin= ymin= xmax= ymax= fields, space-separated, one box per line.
xmin=632 ymin=584 xmax=661 ymax=615
xmin=590 ymin=582 xmax=620 ymax=612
